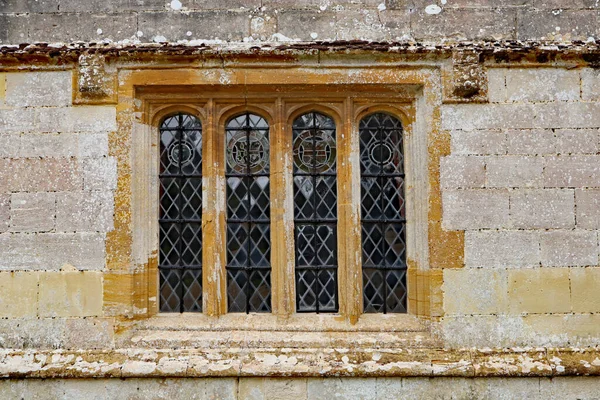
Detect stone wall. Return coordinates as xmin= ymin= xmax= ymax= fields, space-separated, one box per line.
xmin=0 ymin=0 xmax=599 ymax=44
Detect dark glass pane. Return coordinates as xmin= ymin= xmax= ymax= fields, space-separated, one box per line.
xmin=225 ymin=113 xmax=271 ymax=313
xmin=359 ymin=113 xmax=406 ymax=314
xmin=159 ymin=269 xmax=181 ymax=312
xmin=293 ymin=112 xmax=338 ymax=313
xmin=159 ymin=113 xmax=203 ymax=313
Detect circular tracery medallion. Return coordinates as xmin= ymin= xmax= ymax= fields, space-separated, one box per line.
xmin=168 ymin=140 xmax=195 ymax=166
xmin=293 ymin=129 xmax=336 ymax=173
xmin=226 ymin=130 xmax=269 ymax=173
xmin=368 ymin=140 xmax=395 ymax=167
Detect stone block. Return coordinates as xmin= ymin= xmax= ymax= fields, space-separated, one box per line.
xmin=441 ymin=315 xmax=526 ymax=348
xmin=581 ymin=68 xmax=600 ymax=101
xmin=509 ymin=189 xmax=575 ymax=229
xmin=439 ymin=155 xmax=485 ymax=189
xmin=78 ymin=133 xmax=109 ymax=157
xmin=0 ymin=108 xmax=36 ymax=133
xmin=37 ymin=106 xmax=117 ymax=133
xmin=0 ymin=233 xmax=106 ymax=271
xmin=0 ymin=318 xmax=66 ymax=349
xmin=442 ymin=190 xmax=509 ymax=230
xmin=250 ymin=13 xmax=277 ymax=41
xmin=517 ymin=9 xmax=597 ymax=41
xmin=20 ymin=133 xmax=78 ymax=158
xmin=239 ymin=378 xmax=308 ymax=400
xmin=555 ymin=128 xmax=599 ymax=155
xmin=10 ymin=192 xmax=56 ymax=233
xmin=0 ymin=158 xmax=83 ymax=192
xmin=336 ymin=10 xmax=402 ymax=41
xmin=28 ymin=12 xmax=137 ymax=43
xmin=56 ymin=191 xmax=114 ymax=233
xmin=277 ymin=10 xmax=336 ymax=41
xmin=0 ymin=0 xmax=59 ymax=13
xmin=0 ymin=14 xmax=29 ymax=46
xmin=411 ymin=8 xmax=517 ymax=41
xmin=576 ymin=189 xmax=600 ymax=229
xmin=549 ymin=377 xmax=600 ymax=399
xmin=508 ymin=268 xmax=571 ymax=314
xmin=58 ymin=0 xmax=166 ymax=12
xmin=0 ymin=194 xmax=8 ymax=233
xmin=81 ymin=157 xmax=118 ymax=190
xmin=38 ymin=271 xmax=103 ymax=317
xmin=0 ymin=272 xmax=39 ymax=318
xmin=378 ymin=10 xmax=412 ymax=41
xmin=507 ymin=129 xmax=556 ymax=155
xmin=541 ymin=230 xmax=598 ymax=267
xmin=465 ymin=230 xmax=540 ymax=268
xmin=450 ymin=129 xmax=506 ymax=155
xmin=487 ymin=68 xmax=507 ymax=103
xmin=5 ymin=71 xmax=72 ymax=108
xmin=487 ymin=156 xmax=543 ymax=188
xmin=308 ymin=378 xmax=374 ymax=400
xmin=570 ymin=267 xmax=600 ymax=313
xmin=544 ymin=155 xmax=600 ymax=188
xmin=443 ymin=268 xmax=508 ymax=315
xmin=0 ymin=134 xmax=20 ymax=158
xmin=0 ymin=73 xmax=4 ymax=105
xmin=504 ymin=68 xmax=581 ymax=102
xmin=64 ymin=318 xmax=114 ymax=349
xmin=442 ymin=103 xmax=600 ymax=130
xmin=137 ymin=11 xmax=250 ymax=42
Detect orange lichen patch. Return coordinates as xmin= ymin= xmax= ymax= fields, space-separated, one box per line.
xmin=429 ymin=223 xmax=465 ymax=270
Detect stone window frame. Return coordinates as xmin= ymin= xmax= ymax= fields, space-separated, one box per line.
xmin=112 ymin=63 xmax=453 ymax=334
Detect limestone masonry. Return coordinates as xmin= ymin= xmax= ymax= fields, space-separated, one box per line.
xmin=1 ymin=0 xmax=600 ymax=398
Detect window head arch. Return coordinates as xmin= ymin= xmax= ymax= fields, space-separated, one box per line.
xmin=359 ymin=112 xmax=406 ymax=313
xmin=225 ymin=112 xmax=272 ymax=313
xmin=158 ymin=113 xmax=203 ymax=313
xmin=292 ymin=111 xmax=338 ymax=313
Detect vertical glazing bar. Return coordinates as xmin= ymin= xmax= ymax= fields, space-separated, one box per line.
xmin=245 ymin=114 xmax=251 ymax=314
xmin=271 ymin=98 xmax=295 ymax=316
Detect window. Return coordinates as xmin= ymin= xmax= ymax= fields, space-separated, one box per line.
xmin=153 ymin=90 xmax=409 ymax=319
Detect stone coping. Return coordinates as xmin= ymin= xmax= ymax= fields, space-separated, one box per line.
xmin=0 ymin=347 xmax=598 ymax=379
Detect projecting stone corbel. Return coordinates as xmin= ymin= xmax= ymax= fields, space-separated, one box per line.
xmin=443 ymin=50 xmax=488 ymax=103
xmin=74 ymin=53 xmax=117 ymax=104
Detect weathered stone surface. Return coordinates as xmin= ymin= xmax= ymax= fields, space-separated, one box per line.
xmin=442 ymin=190 xmax=509 ymax=230
xmin=570 ymin=267 xmax=600 ymax=313
xmin=443 ymin=268 xmax=508 ymax=315
xmin=581 ymin=68 xmax=600 ymax=101
xmin=508 ymin=268 xmax=571 ymax=314
xmin=0 ymin=108 xmax=36 ymax=133
xmin=450 ymin=129 xmax=506 ymax=155
xmin=0 ymin=194 xmax=8 ymax=233
xmin=20 ymin=133 xmax=78 ymax=158
xmin=509 ymin=189 xmax=575 ymax=229
xmin=504 ymin=68 xmax=581 ymax=103
xmin=507 ymin=129 xmax=556 ymax=155
xmin=0 ymin=158 xmax=82 ymax=192
xmin=5 ymin=71 xmax=72 ymax=108
xmin=137 ymin=11 xmax=250 ymax=42
xmin=56 ymin=191 xmax=114 ymax=233
xmin=10 ymin=192 xmax=56 ymax=232
xmin=0 ymin=233 xmax=105 ymax=270
xmin=555 ymin=129 xmax=599 ymax=155
xmin=487 ymin=156 xmax=543 ymax=188
xmin=37 ymin=106 xmax=117 ymax=133
xmin=540 ymin=230 xmax=598 ymax=267
xmin=575 ymin=189 xmax=600 ymax=229
xmin=439 ymin=155 xmax=485 ymax=189
xmin=517 ymin=9 xmax=597 ymax=41
xmin=0 ymin=272 xmax=38 ymax=318
xmin=544 ymin=155 xmax=600 ymax=188
xmin=465 ymin=230 xmax=540 ymax=268
xmin=277 ymin=10 xmax=336 ymax=41
xmin=80 ymin=157 xmax=118 ymax=190
xmin=38 ymin=271 xmax=103 ymax=317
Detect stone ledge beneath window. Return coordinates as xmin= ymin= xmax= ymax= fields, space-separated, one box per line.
xmin=0 ymin=347 xmax=599 ymax=379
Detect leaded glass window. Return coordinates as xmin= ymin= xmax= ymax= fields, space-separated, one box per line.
xmin=360 ymin=113 xmax=407 ymax=313
xmin=225 ymin=113 xmax=272 ymax=313
xmin=159 ymin=113 xmax=203 ymax=312
xmin=293 ymin=112 xmax=338 ymax=313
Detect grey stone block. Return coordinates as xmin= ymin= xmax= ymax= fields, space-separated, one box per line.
xmin=137 ymin=10 xmax=250 ymax=42
xmin=5 ymin=71 xmax=72 ymax=107
xmin=510 ymin=189 xmax=575 ymax=229
xmin=10 ymin=192 xmax=56 ymax=233
xmin=277 ymin=10 xmax=336 ymax=41
xmin=517 ymin=9 xmax=597 ymax=41
xmin=465 ymin=230 xmax=541 ymax=268
xmin=56 ymin=191 xmax=114 ymax=233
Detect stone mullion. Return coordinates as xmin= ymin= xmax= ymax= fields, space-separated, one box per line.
xmin=338 ymin=99 xmax=363 ymax=323
xmin=270 ymin=98 xmax=295 ymax=317
xmin=202 ymin=99 xmax=227 ymax=316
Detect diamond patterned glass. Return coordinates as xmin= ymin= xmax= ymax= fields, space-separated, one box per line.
xmin=159 ymin=113 xmax=203 ymax=313
xmin=225 ymin=113 xmax=271 ymax=313
xmin=293 ymin=112 xmax=338 ymax=313
xmin=359 ymin=113 xmax=407 ymax=313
